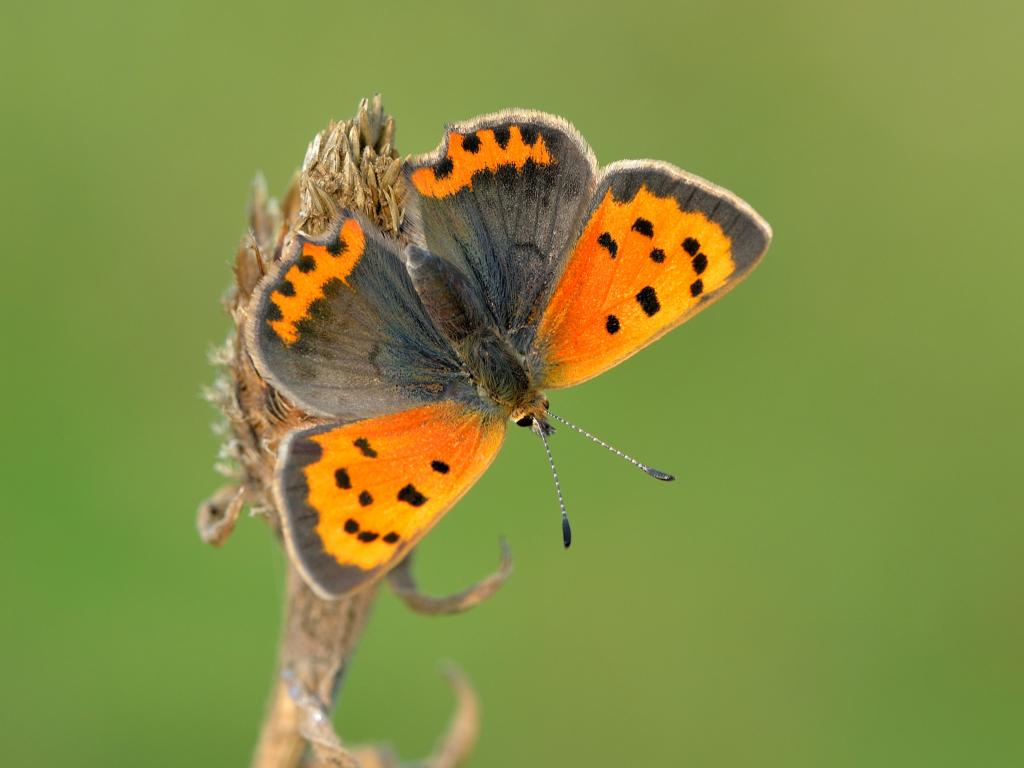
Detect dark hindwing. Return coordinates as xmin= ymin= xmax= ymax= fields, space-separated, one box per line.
xmin=246 ymin=212 xmax=473 ymax=420
xmin=404 ymin=110 xmax=598 ymax=352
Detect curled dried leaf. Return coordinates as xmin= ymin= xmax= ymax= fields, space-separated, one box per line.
xmin=196 ymin=485 xmax=245 ymax=546
xmin=389 ymin=539 xmax=513 ymax=616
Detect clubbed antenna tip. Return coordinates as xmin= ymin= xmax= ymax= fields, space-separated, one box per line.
xmin=535 ymin=421 xmax=572 ymax=549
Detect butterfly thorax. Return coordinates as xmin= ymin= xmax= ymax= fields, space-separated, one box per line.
xmin=406 ymin=244 xmax=545 ymax=419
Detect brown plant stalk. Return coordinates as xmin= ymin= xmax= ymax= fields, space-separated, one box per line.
xmin=198 ymin=96 xmax=510 ymax=768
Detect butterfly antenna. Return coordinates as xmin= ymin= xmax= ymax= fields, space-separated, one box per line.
xmin=536 ymin=422 xmax=572 ymax=548
xmin=547 ymin=412 xmax=675 ymax=481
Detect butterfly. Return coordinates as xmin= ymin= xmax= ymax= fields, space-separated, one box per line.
xmin=246 ymin=110 xmax=772 ymax=599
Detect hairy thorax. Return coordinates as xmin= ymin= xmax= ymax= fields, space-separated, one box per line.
xmin=406 ymin=244 xmax=548 ymax=423
xmin=461 ymin=330 xmax=548 ymax=424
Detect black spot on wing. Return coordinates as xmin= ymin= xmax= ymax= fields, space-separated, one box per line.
xmin=519 ymin=126 xmax=538 ymax=146
xmin=683 ymin=237 xmax=700 ymax=256
xmin=493 ymin=126 xmax=511 ymax=149
xmin=649 ymin=248 xmax=666 ymax=264
xmin=606 ymin=314 xmax=621 ymax=334
xmin=353 ymin=438 xmax=377 ymax=458
xmin=344 ymin=518 xmax=359 ymax=533
xmin=434 ymin=156 xmax=454 ymax=179
xmin=334 ymin=468 xmax=351 ymax=489
xmin=632 ymin=218 xmax=654 ymax=237
xmin=292 ymin=316 xmax=316 ymax=342
xmin=690 ymin=279 xmax=704 ymax=297
xmin=383 ymin=532 xmax=400 ymax=544
xmin=636 ymin=286 xmax=661 ymax=316
xmin=397 ymin=483 xmax=428 ymax=507
xmin=326 ymin=237 xmax=346 ymax=256
xmin=598 ymin=232 xmax=618 ymax=258
xmin=357 ymin=531 xmax=379 ymax=542
xmin=307 ymin=298 xmax=329 ymax=320
xmin=431 ymin=460 xmax=450 ymax=474
xmin=266 ymin=303 xmax=283 ymax=322
xmin=297 ymin=254 xmax=316 ymax=273
xmin=322 ymin=277 xmax=344 ymax=297
xmin=358 ymin=490 xmax=373 ymax=506
xmin=278 ymin=279 xmax=295 ymax=296
xmin=462 ymin=133 xmax=481 ymax=153
xmin=692 ymin=252 xmax=708 ymax=275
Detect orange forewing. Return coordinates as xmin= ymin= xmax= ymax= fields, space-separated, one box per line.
xmin=269 ymin=218 xmax=366 ymax=345
xmin=537 ymin=185 xmax=740 ymax=388
xmin=278 ymin=401 xmax=506 ymax=597
xmin=410 ymin=125 xmax=553 ymax=199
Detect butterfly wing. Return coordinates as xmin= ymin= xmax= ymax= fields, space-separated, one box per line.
xmin=534 ymin=161 xmax=772 ymax=389
xmin=246 ymin=211 xmax=473 ymax=420
xmin=277 ymin=401 xmax=506 ymax=598
xmin=404 ymin=110 xmax=597 ymax=350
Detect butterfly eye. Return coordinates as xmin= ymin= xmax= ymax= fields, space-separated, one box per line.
xmin=516 ymin=416 xmax=534 ymax=427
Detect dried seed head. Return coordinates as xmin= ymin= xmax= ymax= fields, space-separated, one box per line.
xmin=295 ymin=93 xmax=404 ymax=238
xmin=201 ymin=96 xmax=408 ymax=543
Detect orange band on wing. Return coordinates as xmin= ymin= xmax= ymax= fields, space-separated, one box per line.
xmin=538 ymin=185 xmax=735 ymax=388
xmin=269 ymin=218 xmax=366 ymax=345
xmin=302 ymin=403 xmax=504 ymax=572
xmin=411 ymin=125 xmax=553 ymax=198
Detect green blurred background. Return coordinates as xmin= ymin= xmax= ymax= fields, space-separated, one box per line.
xmin=3 ymin=1 xmax=1022 ymax=766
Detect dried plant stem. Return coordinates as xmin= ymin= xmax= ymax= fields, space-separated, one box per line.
xmin=252 ymin=567 xmax=378 ymax=768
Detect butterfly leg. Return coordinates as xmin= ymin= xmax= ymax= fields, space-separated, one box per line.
xmin=388 ymin=539 xmax=513 ymax=615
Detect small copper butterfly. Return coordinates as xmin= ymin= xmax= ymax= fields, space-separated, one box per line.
xmin=247 ymin=110 xmax=772 ymax=598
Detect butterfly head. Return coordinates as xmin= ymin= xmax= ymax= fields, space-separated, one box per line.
xmin=511 ymin=396 xmax=551 ymax=434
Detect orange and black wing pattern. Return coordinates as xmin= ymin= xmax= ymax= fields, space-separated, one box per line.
xmin=276 ymin=401 xmax=506 ymax=598
xmin=535 ymin=161 xmax=772 ymax=389
xmin=246 ymin=211 xmax=471 ymax=421
xmin=404 ymin=111 xmax=597 ymax=344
